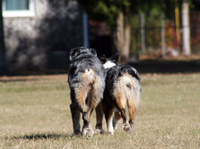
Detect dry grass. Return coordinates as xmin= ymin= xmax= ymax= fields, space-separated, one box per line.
xmin=0 ymin=73 xmax=200 ymax=149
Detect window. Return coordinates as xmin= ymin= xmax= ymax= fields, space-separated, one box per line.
xmin=3 ymin=0 xmax=35 ymax=17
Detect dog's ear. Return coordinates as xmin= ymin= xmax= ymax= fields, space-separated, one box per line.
xmin=70 ymin=52 xmax=78 ymax=61
xmin=98 ymin=55 xmax=107 ymax=64
xmin=110 ymin=51 xmax=120 ymax=63
xmin=89 ymin=48 xmax=97 ymax=56
xmin=69 ymin=48 xmax=79 ymax=62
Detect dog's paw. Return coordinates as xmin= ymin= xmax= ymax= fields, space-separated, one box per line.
xmin=95 ymin=129 xmax=103 ymax=135
xmin=107 ymin=130 xmax=114 ymax=135
xmin=122 ymin=123 xmax=131 ymax=133
xmin=83 ymin=127 xmax=94 ymax=138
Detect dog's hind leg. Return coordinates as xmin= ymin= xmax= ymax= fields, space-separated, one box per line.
xmin=105 ymin=108 xmax=114 ymax=135
xmin=70 ymin=103 xmax=81 ymax=135
xmin=127 ymin=89 xmax=139 ymax=134
xmin=120 ymin=109 xmax=131 ymax=133
xmin=82 ymin=106 xmax=95 ymax=138
xmin=70 ymin=90 xmax=81 ymax=135
xmin=82 ymin=95 xmax=97 ymax=138
xmin=113 ymin=111 xmax=121 ymax=129
xmin=74 ymin=84 xmax=92 ymax=138
xmin=95 ymin=101 xmax=103 ymax=134
xmin=82 ymin=109 xmax=94 ymax=138
xmin=114 ymin=94 xmax=130 ymax=133
xmin=127 ymin=79 xmax=140 ymax=133
xmin=127 ymin=101 xmax=137 ymax=134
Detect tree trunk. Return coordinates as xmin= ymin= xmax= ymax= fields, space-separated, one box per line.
xmin=116 ymin=11 xmax=124 ymax=63
xmin=112 ymin=11 xmax=131 ymax=64
xmin=0 ymin=0 xmax=6 ymax=71
xmin=161 ymin=12 xmax=165 ymax=57
xmin=122 ymin=19 xmax=130 ymax=63
xmin=182 ymin=0 xmax=190 ymax=56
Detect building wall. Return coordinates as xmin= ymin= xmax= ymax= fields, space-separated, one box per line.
xmin=4 ymin=0 xmax=83 ymax=71
xmin=0 ymin=1 xmax=6 ymax=72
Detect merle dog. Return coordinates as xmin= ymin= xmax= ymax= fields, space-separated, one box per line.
xmin=99 ymin=52 xmax=141 ymax=134
xmin=68 ymin=47 xmax=106 ymax=138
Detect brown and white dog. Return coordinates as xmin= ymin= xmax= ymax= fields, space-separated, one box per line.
xmin=99 ymin=52 xmax=141 ymax=134
xmin=68 ymin=47 xmax=106 ymax=138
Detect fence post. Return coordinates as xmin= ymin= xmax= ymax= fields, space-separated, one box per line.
xmin=83 ymin=10 xmax=88 ymax=47
xmin=141 ymin=13 xmax=145 ymax=54
xmin=182 ymin=0 xmax=191 ymax=56
xmin=161 ymin=12 xmax=165 ymax=56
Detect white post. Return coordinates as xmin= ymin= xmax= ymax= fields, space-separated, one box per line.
xmin=83 ymin=11 xmax=88 ymax=47
xmin=141 ymin=13 xmax=145 ymax=53
xmin=182 ymin=0 xmax=191 ymax=56
xmin=161 ymin=12 xmax=165 ymax=56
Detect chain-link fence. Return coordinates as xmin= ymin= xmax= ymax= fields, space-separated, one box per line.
xmin=130 ymin=12 xmax=200 ymax=56
xmin=88 ymin=11 xmax=200 ymax=58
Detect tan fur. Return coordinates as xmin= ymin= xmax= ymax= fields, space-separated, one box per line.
xmin=112 ymin=72 xmax=140 ymax=133
xmin=72 ymin=68 xmax=104 ymax=138
xmin=74 ymin=69 xmax=96 ymax=112
xmin=113 ymin=73 xmax=140 ymax=109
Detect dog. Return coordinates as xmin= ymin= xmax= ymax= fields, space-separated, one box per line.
xmin=99 ymin=52 xmax=141 ymax=134
xmin=68 ymin=47 xmax=106 ymax=138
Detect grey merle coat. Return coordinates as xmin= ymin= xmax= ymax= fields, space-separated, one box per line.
xmin=99 ymin=52 xmax=141 ymax=135
xmin=68 ymin=47 xmax=106 ymax=138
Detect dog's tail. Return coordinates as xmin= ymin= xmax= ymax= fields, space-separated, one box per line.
xmin=120 ymin=72 xmax=140 ymax=107
xmin=114 ymin=66 xmax=141 ymax=110
xmin=82 ymin=68 xmax=96 ymax=84
xmin=75 ymin=67 xmax=104 ymax=112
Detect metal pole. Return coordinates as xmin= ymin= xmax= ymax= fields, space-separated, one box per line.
xmin=141 ymin=13 xmax=145 ymax=53
xmin=161 ymin=12 xmax=165 ymax=56
xmin=83 ymin=11 xmax=88 ymax=47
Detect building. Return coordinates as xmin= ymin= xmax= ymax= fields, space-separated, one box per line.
xmin=2 ymin=0 xmax=88 ymax=71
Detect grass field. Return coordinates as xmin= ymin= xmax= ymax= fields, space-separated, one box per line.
xmin=0 ymin=73 xmax=199 ymax=148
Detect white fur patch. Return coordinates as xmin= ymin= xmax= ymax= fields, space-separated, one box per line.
xmin=122 ymin=75 xmax=132 ymax=83
xmin=103 ymin=61 xmax=116 ymax=69
xmin=107 ymin=118 xmax=114 ymax=135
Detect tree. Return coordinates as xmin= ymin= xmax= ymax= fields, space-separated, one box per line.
xmin=77 ymin=0 xmax=181 ymax=63
xmin=0 ymin=0 xmax=6 ymax=71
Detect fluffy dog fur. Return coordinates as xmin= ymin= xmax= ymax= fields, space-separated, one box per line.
xmin=68 ymin=47 xmax=106 ymax=138
xmin=99 ymin=52 xmax=141 ymax=134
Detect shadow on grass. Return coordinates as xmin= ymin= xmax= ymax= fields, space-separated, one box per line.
xmin=8 ymin=133 xmax=73 ymax=140
xmin=6 ymin=132 xmax=105 ymax=140
xmin=129 ymin=59 xmax=200 ymax=74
